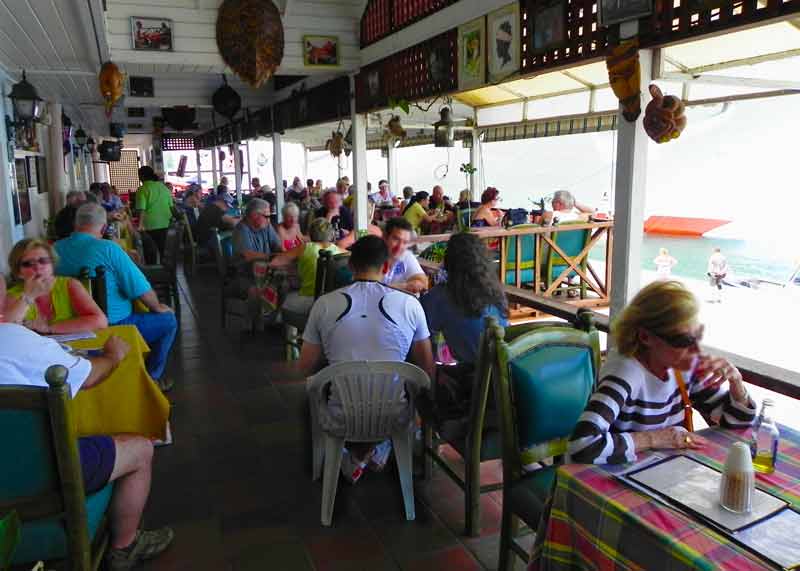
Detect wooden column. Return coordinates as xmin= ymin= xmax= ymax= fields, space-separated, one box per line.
xmin=233 ymin=141 xmax=243 ymax=206
xmin=272 ymin=131 xmax=284 ymax=222
xmin=610 ymin=27 xmax=653 ymax=319
xmin=386 ymin=142 xmax=399 ymax=199
xmin=47 ymin=102 xmax=68 ymax=212
xmin=350 ymin=75 xmax=369 ymax=233
xmin=211 ymin=147 xmax=219 ymax=187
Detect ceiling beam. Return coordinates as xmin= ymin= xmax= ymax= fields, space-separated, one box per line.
xmin=679 ymin=47 xmax=800 ymax=75
xmin=660 ymin=71 xmax=800 ymax=91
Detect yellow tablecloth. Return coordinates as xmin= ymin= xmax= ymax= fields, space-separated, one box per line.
xmin=68 ymin=325 xmax=170 ymax=440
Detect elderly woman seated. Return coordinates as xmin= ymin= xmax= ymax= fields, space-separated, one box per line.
xmin=3 ymin=238 xmax=108 ymax=334
xmin=569 ymin=280 xmax=756 ymax=464
xmin=270 ymin=218 xmax=343 ymax=316
xmin=472 ymin=187 xmax=503 ymax=228
xmin=276 ymin=202 xmax=307 ymax=251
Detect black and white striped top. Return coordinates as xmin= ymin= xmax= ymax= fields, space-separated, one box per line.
xmin=568 ymin=351 xmax=756 ymax=465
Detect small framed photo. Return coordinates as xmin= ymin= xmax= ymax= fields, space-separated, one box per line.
xmin=303 ymin=35 xmax=340 ymax=67
xmin=131 ymin=17 xmax=173 ymax=51
xmin=488 ymin=3 xmax=520 ymax=82
xmin=533 ymin=0 xmax=567 ymax=53
xmin=458 ymin=17 xmax=486 ymax=91
xmin=598 ymin=0 xmax=653 ymax=27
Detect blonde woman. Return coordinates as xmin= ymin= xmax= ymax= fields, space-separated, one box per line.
xmin=569 ymin=280 xmax=755 ymax=464
xmin=4 ymin=239 xmax=108 ymax=334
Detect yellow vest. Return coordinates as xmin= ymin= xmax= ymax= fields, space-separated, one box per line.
xmin=8 ymin=276 xmax=77 ymax=324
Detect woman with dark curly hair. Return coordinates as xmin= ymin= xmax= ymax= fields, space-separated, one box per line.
xmin=421 ymin=232 xmax=509 ymax=431
xmin=472 ymin=187 xmax=503 ymax=227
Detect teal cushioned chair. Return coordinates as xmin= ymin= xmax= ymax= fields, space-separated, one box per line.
xmin=0 ymin=365 xmax=112 ymax=571
xmin=457 ymin=208 xmax=476 ymax=232
xmin=504 ymin=224 xmax=540 ymax=286
xmin=491 ymin=314 xmax=600 ymax=571
xmin=544 ymin=223 xmax=591 ymax=297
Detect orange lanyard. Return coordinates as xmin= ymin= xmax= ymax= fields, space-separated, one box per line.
xmin=674 ymin=371 xmax=694 ymax=432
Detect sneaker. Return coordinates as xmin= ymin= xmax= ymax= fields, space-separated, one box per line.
xmin=156 ymin=376 xmax=174 ymax=393
xmin=367 ymin=440 xmax=392 ymax=472
xmin=340 ymin=451 xmax=367 ymax=484
xmin=106 ymin=527 xmax=175 ymax=570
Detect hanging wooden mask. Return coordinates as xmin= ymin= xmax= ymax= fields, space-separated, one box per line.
xmin=98 ymin=62 xmax=124 ymax=117
xmin=326 ymin=131 xmax=345 ymax=158
xmin=643 ymin=84 xmax=687 ymax=143
xmin=606 ymin=39 xmax=641 ymax=122
xmin=217 ymin=0 xmax=285 ymax=88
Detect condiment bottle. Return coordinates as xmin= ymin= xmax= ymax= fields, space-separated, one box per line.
xmin=750 ymin=399 xmax=779 ymax=474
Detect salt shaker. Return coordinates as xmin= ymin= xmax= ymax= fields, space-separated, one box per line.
xmin=719 ymin=442 xmax=755 ymax=513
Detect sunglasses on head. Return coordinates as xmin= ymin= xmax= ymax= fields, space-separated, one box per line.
xmin=20 ymin=257 xmax=52 ymax=269
xmin=656 ymin=325 xmax=704 ymax=348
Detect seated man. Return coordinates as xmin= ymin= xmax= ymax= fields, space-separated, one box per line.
xmin=543 ymin=189 xmax=594 ymax=224
xmin=383 ymin=217 xmax=427 ymax=294
xmin=54 ymin=190 xmax=87 ymax=239
xmin=0 ymin=323 xmax=173 ymax=569
xmin=55 ymin=203 xmax=177 ymax=391
xmin=369 ymin=179 xmax=394 ymax=205
xmin=180 ymin=190 xmax=202 ymax=231
xmin=298 ymin=235 xmax=434 ymax=483
xmin=316 ymin=189 xmax=354 ymax=240
xmin=231 ymin=198 xmax=282 ymax=277
xmin=195 ymin=196 xmax=238 ymax=249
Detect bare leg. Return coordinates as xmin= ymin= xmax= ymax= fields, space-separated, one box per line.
xmin=108 ymin=435 xmax=154 ymax=549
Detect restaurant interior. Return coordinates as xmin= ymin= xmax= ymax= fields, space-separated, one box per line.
xmin=0 ymin=0 xmax=799 ymax=570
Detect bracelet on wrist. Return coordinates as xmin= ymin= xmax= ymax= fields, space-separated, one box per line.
xmin=22 ymin=294 xmax=35 ymax=306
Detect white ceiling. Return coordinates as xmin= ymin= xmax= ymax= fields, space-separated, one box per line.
xmin=0 ymin=0 xmax=364 ymax=136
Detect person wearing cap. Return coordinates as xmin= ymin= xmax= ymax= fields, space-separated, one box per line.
xmin=134 ymin=166 xmax=174 ymax=264
xmin=270 ymin=218 xmax=343 ymax=316
xmin=298 ymin=235 xmax=434 ymax=483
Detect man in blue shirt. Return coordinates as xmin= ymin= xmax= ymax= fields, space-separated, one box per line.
xmin=55 ymin=203 xmax=177 ymax=391
xmin=231 ymin=198 xmax=282 ymax=276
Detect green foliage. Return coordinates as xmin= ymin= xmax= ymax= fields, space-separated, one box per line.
xmin=420 ymin=241 xmax=448 ymax=264
xmin=459 ymin=163 xmax=477 ymax=175
xmin=387 ymin=97 xmax=411 ymax=115
xmin=0 ymin=511 xmax=20 ymax=571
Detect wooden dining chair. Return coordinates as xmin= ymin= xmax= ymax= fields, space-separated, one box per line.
xmin=0 ymin=365 xmax=113 ymax=571
xmin=78 ymin=266 xmax=108 ymax=316
xmin=493 ymin=313 xmax=600 ymax=571
xmin=313 ymin=249 xmax=352 ymax=299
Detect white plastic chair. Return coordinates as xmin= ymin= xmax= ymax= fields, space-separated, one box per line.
xmin=307 ymin=361 xmax=431 ymax=526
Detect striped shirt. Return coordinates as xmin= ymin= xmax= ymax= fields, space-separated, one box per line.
xmin=569 ymin=351 xmax=756 ymax=464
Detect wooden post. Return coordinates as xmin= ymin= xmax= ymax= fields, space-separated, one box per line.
xmin=350 ymin=75 xmax=369 ymax=234
xmin=610 ymin=24 xmax=652 ymax=319
xmin=233 ymin=141 xmax=243 ymax=206
xmin=387 ymin=142 xmax=399 ymax=199
xmin=272 ymin=132 xmax=284 ymax=222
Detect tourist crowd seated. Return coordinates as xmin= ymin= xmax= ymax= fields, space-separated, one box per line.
xmin=100 ymin=182 xmax=124 ymax=212
xmin=569 ymin=280 xmax=756 ymax=465
xmin=316 ymin=189 xmax=354 ymax=240
xmin=0 ymin=323 xmax=174 ymax=569
xmin=335 ymin=203 xmax=383 ymax=250
xmin=135 ymin=166 xmax=175 ymax=264
xmin=55 ymin=203 xmax=177 ymax=391
xmin=54 ymin=190 xmax=87 ymax=239
xmin=472 ymin=187 xmax=503 ymax=227
xmin=298 ymin=235 xmax=434 ymax=483
xmin=271 ymin=218 xmax=343 ymax=316
xmin=4 ymin=239 xmax=107 ymax=334
xmin=402 ymin=191 xmax=439 ymax=235
xmin=277 ymin=202 xmax=307 ymax=251
xmin=195 ymin=197 xmax=238 ymax=250
xmin=420 ymin=233 xmax=509 ymax=436
xmin=383 ymin=217 xmax=427 ymax=294
xmin=286 ymin=176 xmax=308 ymax=204
xmin=543 ymin=189 xmax=593 ymax=224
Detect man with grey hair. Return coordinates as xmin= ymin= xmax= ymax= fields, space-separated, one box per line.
xmin=55 ymin=203 xmax=177 ymax=391
xmin=232 ymin=198 xmax=283 ymax=275
xmin=544 ymin=189 xmax=595 ymax=224
xmin=54 ymin=190 xmax=87 ymax=239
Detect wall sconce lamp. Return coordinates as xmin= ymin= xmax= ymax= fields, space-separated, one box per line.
xmin=74 ymin=126 xmax=88 ymax=150
xmin=9 ymin=71 xmax=43 ymax=124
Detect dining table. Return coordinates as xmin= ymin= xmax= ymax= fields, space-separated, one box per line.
xmin=529 ymin=425 xmax=800 ymax=571
xmin=66 ymin=325 xmax=171 ymax=441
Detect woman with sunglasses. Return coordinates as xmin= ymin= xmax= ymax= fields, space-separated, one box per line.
xmin=3 ymin=239 xmax=108 ymax=335
xmin=569 ymin=280 xmax=756 ymax=465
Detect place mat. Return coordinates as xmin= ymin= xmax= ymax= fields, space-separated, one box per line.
xmin=623 ymin=455 xmax=787 ymax=532
xmin=736 ymin=508 xmax=800 ymax=570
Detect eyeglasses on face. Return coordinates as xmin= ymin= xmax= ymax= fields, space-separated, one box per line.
xmin=656 ymin=325 xmax=705 ymax=348
xmin=20 ymin=257 xmax=52 ymax=269
xmin=256 ymin=211 xmax=270 ymax=220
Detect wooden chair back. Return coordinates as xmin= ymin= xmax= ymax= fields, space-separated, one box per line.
xmin=0 ymin=365 xmax=110 ymax=570
xmin=314 ymin=249 xmax=352 ymax=299
xmin=77 ymin=266 xmax=108 ymax=316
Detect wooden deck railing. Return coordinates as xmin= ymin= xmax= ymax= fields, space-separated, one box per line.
xmin=416 ymin=221 xmax=614 ymax=307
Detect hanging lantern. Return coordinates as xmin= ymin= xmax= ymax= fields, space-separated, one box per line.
xmin=212 ymin=76 xmax=241 ymax=120
xmin=643 ymin=84 xmax=687 ymax=144
xmin=74 ymin=126 xmax=88 ymax=148
xmin=162 ymin=106 xmax=197 ymax=131
xmin=8 ymin=71 xmax=43 ymax=123
xmin=216 ymin=0 xmax=285 ymax=88
xmin=98 ymin=62 xmax=124 ymax=117
xmin=606 ymin=39 xmax=642 ymax=122
xmin=433 ymin=107 xmax=455 ymax=148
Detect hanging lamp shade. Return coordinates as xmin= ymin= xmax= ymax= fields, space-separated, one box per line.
xmin=216 ymin=0 xmax=284 ymax=88
xmin=212 ymin=76 xmax=242 ymax=120
xmin=433 ymin=107 xmax=455 ymax=148
xmin=98 ymin=62 xmax=124 ymax=117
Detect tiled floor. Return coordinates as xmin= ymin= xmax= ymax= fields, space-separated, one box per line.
xmin=139 ymin=268 xmax=528 ymax=571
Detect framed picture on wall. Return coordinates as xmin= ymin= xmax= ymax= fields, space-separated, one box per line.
xmin=533 ymin=0 xmax=567 ymax=53
xmin=598 ymin=0 xmax=653 ymax=27
xmin=131 ymin=17 xmax=173 ymax=50
xmin=458 ymin=17 xmax=486 ymax=91
xmin=303 ymin=35 xmax=340 ymax=67
xmin=488 ymin=3 xmax=520 ymax=83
